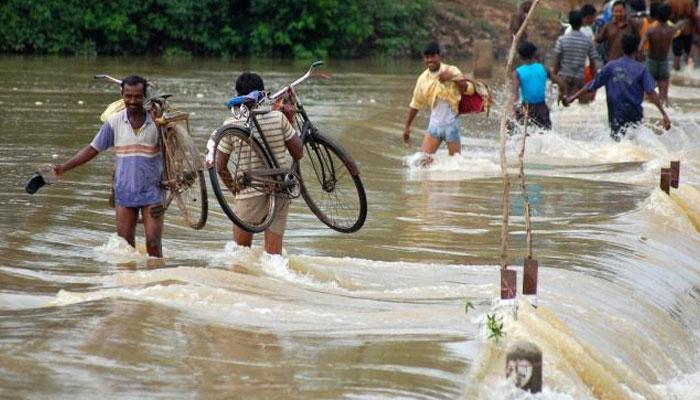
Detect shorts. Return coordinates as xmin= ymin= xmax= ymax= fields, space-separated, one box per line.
xmin=515 ymin=102 xmax=551 ymax=130
xmin=646 ymin=59 xmax=670 ymax=81
xmin=233 ymin=196 xmax=290 ymax=235
xmin=427 ymin=118 xmax=461 ymax=143
xmin=609 ymin=116 xmax=642 ymax=141
xmin=672 ymin=34 xmax=693 ymax=57
xmin=561 ymin=75 xmax=586 ymax=97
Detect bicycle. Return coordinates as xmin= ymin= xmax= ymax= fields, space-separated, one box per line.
xmin=95 ymin=74 xmax=208 ymax=230
xmin=208 ymin=61 xmax=367 ymax=233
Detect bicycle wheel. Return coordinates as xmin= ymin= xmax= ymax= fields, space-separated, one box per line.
xmin=209 ymin=125 xmax=277 ymax=233
xmin=299 ymin=127 xmax=367 ymax=233
xmin=163 ymin=123 xmax=208 ymax=229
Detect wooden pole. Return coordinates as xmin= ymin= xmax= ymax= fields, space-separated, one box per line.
xmin=660 ymin=168 xmax=671 ymax=194
xmin=518 ymin=106 xmax=533 ymax=260
xmin=670 ymin=161 xmax=680 ymax=188
xmin=518 ymin=106 xmax=539 ymax=297
xmin=498 ymin=0 xmax=541 ymax=270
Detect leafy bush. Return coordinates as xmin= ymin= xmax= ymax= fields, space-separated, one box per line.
xmin=0 ymin=0 xmax=435 ymax=57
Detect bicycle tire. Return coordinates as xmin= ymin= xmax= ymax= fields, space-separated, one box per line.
xmin=209 ymin=125 xmax=277 ymax=233
xmin=299 ymin=127 xmax=367 ymax=233
xmin=162 ymin=123 xmax=208 ymax=230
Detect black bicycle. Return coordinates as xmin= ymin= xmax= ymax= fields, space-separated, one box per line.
xmin=208 ymin=61 xmax=367 ymax=233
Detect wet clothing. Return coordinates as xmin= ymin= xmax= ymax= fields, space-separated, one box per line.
xmin=233 ymin=196 xmax=290 ymax=235
xmin=646 ymin=58 xmax=671 ymax=80
xmin=562 ymin=76 xmax=587 ymax=97
xmin=554 ymin=30 xmax=601 ymax=79
xmin=409 ymin=63 xmax=463 ymax=114
xmin=588 ymin=56 xmax=656 ymax=136
xmin=428 ymin=118 xmax=461 ymax=143
xmin=515 ymin=102 xmax=552 ymax=130
xmin=428 ymin=97 xmax=458 ymax=129
xmin=409 ymin=63 xmax=464 ymax=144
xmin=91 ymin=110 xmax=163 ymax=208
xmin=516 ymin=63 xmax=547 ymax=104
xmin=212 ymin=110 xmax=297 ymax=200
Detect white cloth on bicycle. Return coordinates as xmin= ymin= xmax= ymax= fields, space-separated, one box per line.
xmin=209 ymin=110 xmax=297 ymax=199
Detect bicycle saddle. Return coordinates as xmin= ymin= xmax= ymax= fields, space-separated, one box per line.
xmin=225 ymin=90 xmax=265 ymax=108
xmin=148 ymin=94 xmax=173 ymax=103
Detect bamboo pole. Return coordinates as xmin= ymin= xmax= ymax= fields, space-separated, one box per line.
xmin=498 ymin=0 xmax=541 ymax=270
xmin=518 ymin=106 xmax=533 ymax=259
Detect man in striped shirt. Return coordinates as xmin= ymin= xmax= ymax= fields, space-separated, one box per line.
xmin=554 ymin=10 xmax=602 ymax=104
xmin=53 ymin=75 xmax=165 ymax=257
xmin=213 ymin=72 xmax=303 ymax=255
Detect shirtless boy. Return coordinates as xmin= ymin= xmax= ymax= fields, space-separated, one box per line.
xmin=640 ymin=3 xmax=676 ymax=105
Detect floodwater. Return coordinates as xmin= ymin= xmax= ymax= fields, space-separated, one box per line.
xmin=1 ymin=56 xmax=699 ymax=399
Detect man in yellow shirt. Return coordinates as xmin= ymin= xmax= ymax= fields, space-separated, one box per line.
xmin=403 ymin=42 xmax=469 ymax=159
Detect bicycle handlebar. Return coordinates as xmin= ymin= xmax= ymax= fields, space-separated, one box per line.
xmin=269 ymin=60 xmax=324 ymax=100
xmin=94 ymin=74 xmax=122 ymax=85
xmin=94 ymin=74 xmax=169 ymax=103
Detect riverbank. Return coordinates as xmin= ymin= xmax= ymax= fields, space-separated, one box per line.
xmin=434 ymin=0 xmax=571 ymax=59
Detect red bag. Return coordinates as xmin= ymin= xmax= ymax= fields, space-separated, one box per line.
xmin=459 ymin=93 xmax=486 ymax=114
xmin=458 ymin=80 xmax=492 ymax=115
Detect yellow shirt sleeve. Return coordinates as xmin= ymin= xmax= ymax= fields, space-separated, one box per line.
xmin=409 ymin=72 xmax=428 ymax=110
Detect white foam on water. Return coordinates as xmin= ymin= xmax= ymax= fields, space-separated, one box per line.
xmin=655 ymin=369 xmax=700 ymax=400
xmin=403 ymin=149 xmax=502 ymax=181
xmin=92 ymin=233 xmax=148 ymax=263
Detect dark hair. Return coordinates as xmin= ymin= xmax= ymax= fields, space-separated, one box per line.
xmin=649 ymin=2 xmax=659 ymax=19
xmin=628 ymin=0 xmax=646 ymax=13
xmin=581 ymin=4 xmax=597 ymax=17
xmin=656 ymin=3 xmax=672 ymax=23
xmin=621 ymin=33 xmax=639 ymax=55
xmin=423 ymin=42 xmax=441 ymax=56
xmin=517 ymin=40 xmax=537 ymax=59
xmin=235 ymin=72 xmax=265 ymax=96
xmin=120 ymin=75 xmax=148 ymax=94
xmin=569 ymin=10 xmax=584 ymax=30
xmin=612 ymin=0 xmax=626 ymax=10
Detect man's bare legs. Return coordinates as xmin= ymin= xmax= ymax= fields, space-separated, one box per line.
xmin=420 ymin=134 xmax=442 ymax=154
xmin=446 ymin=141 xmax=461 ymax=155
xmin=115 ymin=205 xmax=163 ymax=257
xmin=658 ymin=79 xmax=669 ymax=106
xmin=233 ymin=226 xmax=283 ymax=255
xmin=116 ymin=206 xmax=138 ymax=247
xmin=142 ymin=204 xmax=164 ymax=258
xmin=420 ymin=134 xmax=461 ymax=163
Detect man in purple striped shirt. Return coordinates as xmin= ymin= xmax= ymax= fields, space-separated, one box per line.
xmin=54 ymin=75 xmax=165 ymax=257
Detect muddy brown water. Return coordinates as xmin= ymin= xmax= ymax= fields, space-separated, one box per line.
xmin=1 ymin=56 xmax=700 ymax=399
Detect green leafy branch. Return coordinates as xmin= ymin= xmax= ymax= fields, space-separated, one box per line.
xmin=486 ymin=313 xmax=504 ymax=344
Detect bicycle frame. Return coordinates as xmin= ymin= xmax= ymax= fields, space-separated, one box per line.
xmin=234 ymin=61 xmax=328 ymax=195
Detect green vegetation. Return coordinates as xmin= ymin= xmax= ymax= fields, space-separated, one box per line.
xmin=464 ymin=298 xmax=475 ymax=314
xmin=486 ymin=313 xmax=504 ymax=344
xmin=0 ymin=0 xmax=434 ymax=58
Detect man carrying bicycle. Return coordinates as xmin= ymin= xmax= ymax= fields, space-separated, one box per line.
xmin=403 ymin=42 xmax=471 ymax=163
xmin=53 ymin=75 xmax=165 ymax=257
xmin=209 ymin=72 xmax=303 ymax=255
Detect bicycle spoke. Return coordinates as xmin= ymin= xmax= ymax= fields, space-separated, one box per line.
xmin=300 ymin=133 xmax=366 ymax=232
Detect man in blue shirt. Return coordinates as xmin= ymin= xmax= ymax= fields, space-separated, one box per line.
xmin=565 ymin=34 xmax=671 ymax=140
